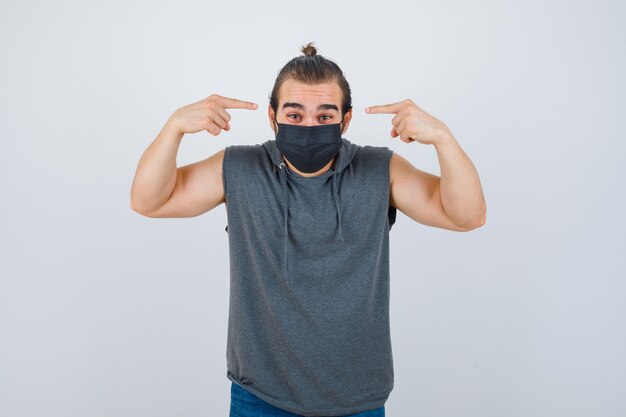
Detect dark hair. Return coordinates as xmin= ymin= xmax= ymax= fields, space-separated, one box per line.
xmin=269 ymin=42 xmax=353 ymax=117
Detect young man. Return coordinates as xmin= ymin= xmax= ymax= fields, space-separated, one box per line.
xmin=130 ymin=42 xmax=486 ymax=417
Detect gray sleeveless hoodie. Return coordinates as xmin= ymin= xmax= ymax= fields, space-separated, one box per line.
xmin=222 ymin=137 xmax=397 ymax=416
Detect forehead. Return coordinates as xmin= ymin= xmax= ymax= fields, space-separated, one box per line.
xmin=278 ymin=78 xmax=342 ymax=109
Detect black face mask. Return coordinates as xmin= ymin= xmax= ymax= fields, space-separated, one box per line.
xmin=273 ymin=117 xmax=344 ymax=173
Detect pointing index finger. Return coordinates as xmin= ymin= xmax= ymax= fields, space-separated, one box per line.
xmin=365 ymin=101 xmax=403 ymax=114
xmin=216 ymin=95 xmax=258 ymax=110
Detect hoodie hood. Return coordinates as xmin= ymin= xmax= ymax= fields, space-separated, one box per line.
xmin=261 ymin=138 xmax=360 ymax=284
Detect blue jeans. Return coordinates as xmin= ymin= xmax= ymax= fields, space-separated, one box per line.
xmin=229 ymin=382 xmax=385 ymax=417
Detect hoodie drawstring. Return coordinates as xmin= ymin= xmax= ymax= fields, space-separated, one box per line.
xmin=279 ymin=162 xmax=289 ymax=285
xmin=330 ymin=171 xmax=345 ymax=242
xmin=278 ymin=162 xmax=344 ymax=286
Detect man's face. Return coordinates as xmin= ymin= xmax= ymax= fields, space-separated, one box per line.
xmin=269 ymin=78 xmax=352 ymax=134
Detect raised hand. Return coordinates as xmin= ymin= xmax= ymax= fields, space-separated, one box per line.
xmin=169 ymin=93 xmax=258 ymax=136
xmin=365 ymin=99 xmax=451 ymax=145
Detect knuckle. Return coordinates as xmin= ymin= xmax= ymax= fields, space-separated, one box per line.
xmin=210 ymin=116 xmax=222 ymax=126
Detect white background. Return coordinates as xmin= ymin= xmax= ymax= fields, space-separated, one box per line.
xmin=1 ymin=1 xmax=624 ymax=416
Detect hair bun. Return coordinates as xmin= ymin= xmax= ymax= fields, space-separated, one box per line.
xmin=301 ymin=42 xmax=317 ymax=56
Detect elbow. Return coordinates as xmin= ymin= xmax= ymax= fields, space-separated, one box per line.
xmin=130 ymin=196 xmax=142 ymax=214
xmin=458 ymin=204 xmax=487 ymax=232
xmin=130 ymin=187 xmax=158 ymax=217
xmin=472 ymin=204 xmax=487 ymax=230
xmin=130 ymin=188 xmax=143 ymax=214
xmin=479 ymin=202 xmax=487 ymax=226
xmin=130 ymin=201 xmax=146 ymax=216
xmin=475 ymin=203 xmax=487 ymax=227
xmin=130 ymin=198 xmax=153 ymax=217
xmin=474 ymin=212 xmax=487 ymax=229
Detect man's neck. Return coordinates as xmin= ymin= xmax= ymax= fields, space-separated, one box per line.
xmin=283 ymin=157 xmax=335 ymax=177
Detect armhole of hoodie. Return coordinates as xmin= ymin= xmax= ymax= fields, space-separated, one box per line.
xmin=383 ymin=147 xmax=397 ymax=231
xmin=222 ymin=146 xmax=231 ymax=201
xmin=222 ymin=146 xmax=232 ymax=234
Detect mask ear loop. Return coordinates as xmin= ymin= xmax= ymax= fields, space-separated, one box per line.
xmin=339 ymin=113 xmax=346 ymax=134
xmin=273 ymin=116 xmax=279 ymax=135
xmin=331 ymin=114 xmax=346 ymax=172
xmin=273 ymin=116 xmax=287 ymax=165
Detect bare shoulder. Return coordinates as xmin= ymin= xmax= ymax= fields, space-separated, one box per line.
xmin=139 ymin=148 xmax=226 ymax=218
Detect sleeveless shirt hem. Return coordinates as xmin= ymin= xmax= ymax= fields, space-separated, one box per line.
xmin=227 ymin=371 xmax=390 ymax=417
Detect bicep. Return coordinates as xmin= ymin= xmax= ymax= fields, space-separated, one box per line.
xmin=142 ymin=149 xmax=225 ymax=218
xmin=389 ymin=152 xmax=468 ymax=232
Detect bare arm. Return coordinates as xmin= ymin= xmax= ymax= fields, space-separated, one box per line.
xmin=389 ymin=152 xmax=467 ymax=231
xmin=130 ymin=93 xmax=257 ymax=218
xmin=389 ymin=149 xmax=485 ymax=232
xmin=434 ymin=131 xmax=486 ymax=229
xmin=367 ymin=98 xmax=486 ymax=231
xmin=130 ymin=119 xmax=184 ymax=216
xmin=131 ymin=147 xmax=226 ymax=218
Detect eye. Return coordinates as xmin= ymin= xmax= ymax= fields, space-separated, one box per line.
xmin=287 ymin=113 xmax=301 ymax=120
xmin=320 ymin=115 xmax=333 ymax=121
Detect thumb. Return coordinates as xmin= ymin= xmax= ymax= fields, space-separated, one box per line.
xmin=391 ymin=127 xmax=398 ymax=138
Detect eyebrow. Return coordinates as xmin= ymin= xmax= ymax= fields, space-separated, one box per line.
xmin=282 ymin=102 xmax=339 ymax=112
